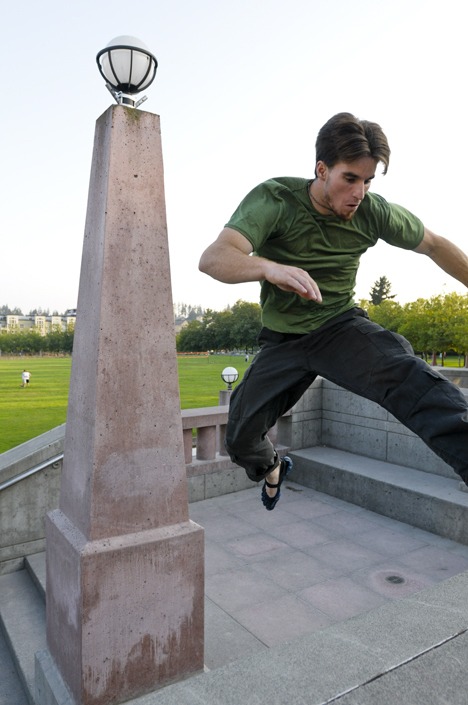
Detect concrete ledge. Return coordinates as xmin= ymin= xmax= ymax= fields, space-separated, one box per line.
xmin=432 ymin=365 xmax=468 ymax=388
xmin=25 ymin=553 xmax=46 ymax=603
xmin=35 ymin=649 xmax=74 ymax=705
xmin=0 ymin=569 xmax=47 ymax=703
xmin=289 ymin=446 xmax=468 ymax=544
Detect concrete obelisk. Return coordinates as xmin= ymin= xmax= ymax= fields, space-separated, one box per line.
xmin=36 ymin=105 xmax=204 ymax=705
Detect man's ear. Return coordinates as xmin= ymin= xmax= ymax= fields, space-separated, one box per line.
xmin=315 ymin=160 xmax=328 ymax=181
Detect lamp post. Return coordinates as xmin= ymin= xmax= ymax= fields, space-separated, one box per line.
xmin=221 ymin=366 xmax=239 ymax=391
xmin=218 ymin=366 xmax=239 ymax=455
xmin=96 ymin=35 xmax=158 ymax=108
xmin=219 ymin=366 xmax=239 ymax=405
xmin=37 ymin=38 xmax=205 ymax=705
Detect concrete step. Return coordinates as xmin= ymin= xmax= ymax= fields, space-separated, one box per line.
xmin=0 ymin=568 xmax=47 ymax=705
xmin=25 ymin=553 xmax=46 ymax=603
xmin=0 ymin=624 xmax=29 ymax=705
xmin=289 ymin=446 xmax=468 ymax=545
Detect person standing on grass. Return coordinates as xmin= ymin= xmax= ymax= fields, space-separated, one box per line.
xmin=21 ymin=370 xmax=31 ymax=387
xmin=199 ymin=111 xmax=468 ymax=511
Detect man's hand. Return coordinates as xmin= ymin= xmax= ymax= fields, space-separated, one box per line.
xmin=262 ymin=260 xmax=322 ymax=301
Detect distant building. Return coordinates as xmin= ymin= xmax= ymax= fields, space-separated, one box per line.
xmin=0 ymin=311 xmax=76 ymax=335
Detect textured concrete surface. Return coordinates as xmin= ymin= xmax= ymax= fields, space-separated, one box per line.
xmin=0 ymin=627 xmax=29 ymax=705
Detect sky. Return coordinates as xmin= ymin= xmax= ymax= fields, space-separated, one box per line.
xmin=2 ymin=0 xmax=467 ymax=315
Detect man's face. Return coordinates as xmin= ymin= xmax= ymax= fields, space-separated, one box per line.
xmin=316 ymin=157 xmax=377 ymax=221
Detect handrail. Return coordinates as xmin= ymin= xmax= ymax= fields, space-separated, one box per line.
xmin=0 ymin=453 xmax=64 ymax=492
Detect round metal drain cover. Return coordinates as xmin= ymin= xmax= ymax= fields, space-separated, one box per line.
xmin=385 ymin=574 xmax=405 ymax=584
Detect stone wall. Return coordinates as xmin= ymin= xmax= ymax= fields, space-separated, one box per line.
xmin=278 ymin=368 xmax=468 ymax=479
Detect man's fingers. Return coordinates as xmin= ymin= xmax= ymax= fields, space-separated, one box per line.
xmin=265 ymin=263 xmax=322 ymax=303
xmin=280 ymin=273 xmax=322 ymax=302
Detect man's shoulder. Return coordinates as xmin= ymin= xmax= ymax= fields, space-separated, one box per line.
xmin=360 ymin=191 xmax=388 ymax=210
xmin=353 ymin=191 xmax=392 ymax=225
xmin=263 ymin=176 xmax=309 ymax=194
xmin=252 ymin=177 xmax=310 ymax=210
xmin=359 ymin=191 xmax=418 ymax=222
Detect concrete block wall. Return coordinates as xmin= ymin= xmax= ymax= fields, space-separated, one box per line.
xmin=186 ymin=457 xmax=256 ymax=502
xmin=320 ymin=381 xmax=457 ymax=478
xmin=281 ymin=371 xmax=468 ymax=480
xmin=277 ymin=379 xmax=323 ymax=450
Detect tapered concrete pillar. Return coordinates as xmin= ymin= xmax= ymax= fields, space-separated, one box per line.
xmin=36 ymin=105 xmax=204 ymax=705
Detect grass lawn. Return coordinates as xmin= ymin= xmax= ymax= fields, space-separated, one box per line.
xmin=0 ymin=354 xmax=251 ymax=453
xmin=1 ymin=353 xmax=464 ymax=454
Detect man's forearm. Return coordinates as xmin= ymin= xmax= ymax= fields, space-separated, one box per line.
xmin=199 ymin=243 xmax=269 ymax=284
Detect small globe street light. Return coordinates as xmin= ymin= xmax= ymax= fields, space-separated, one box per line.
xmin=96 ymin=35 xmax=158 ymax=108
xmin=221 ymin=366 xmax=239 ymax=391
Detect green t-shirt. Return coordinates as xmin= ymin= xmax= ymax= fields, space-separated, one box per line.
xmin=225 ymin=177 xmax=424 ymax=333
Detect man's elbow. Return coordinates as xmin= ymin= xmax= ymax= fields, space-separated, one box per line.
xmin=414 ymin=228 xmax=441 ymax=257
xmin=198 ymin=250 xmax=210 ymax=275
xmin=199 ymin=247 xmax=218 ymax=277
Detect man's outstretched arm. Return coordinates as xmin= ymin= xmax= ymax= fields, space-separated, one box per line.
xmin=414 ymin=228 xmax=468 ymax=287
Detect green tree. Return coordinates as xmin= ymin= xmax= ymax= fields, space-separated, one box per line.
xmin=399 ymin=299 xmax=430 ymax=358
xmin=198 ymin=309 xmax=228 ymax=351
xmin=441 ymin=292 xmax=468 ymax=366
xmin=0 ymin=325 xmax=74 ymax=355
xmin=369 ymin=276 xmax=396 ymax=305
xmin=46 ymin=326 xmax=75 ymax=354
xmin=28 ymin=307 xmax=50 ymax=316
xmin=400 ymin=295 xmax=455 ymax=365
xmin=229 ymin=300 xmax=262 ymax=352
xmin=0 ymin=304 xmax=23 ymax=315
xmin=176 ymin=300 xmax=261 ymax=352
xmin=207 ymin=310 xmax=233 ymax=351
xmin=176 ymin=320 xmax=205 ymax=352
xmin=367 ymin=299 xmax=403 ymax=333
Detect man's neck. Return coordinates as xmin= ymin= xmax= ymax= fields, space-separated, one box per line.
xmin=308 ymin=180 xmax=334 ymax=216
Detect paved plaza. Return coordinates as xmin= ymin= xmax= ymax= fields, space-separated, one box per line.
xmin=194 ymin=481 xmax=468 ymax=671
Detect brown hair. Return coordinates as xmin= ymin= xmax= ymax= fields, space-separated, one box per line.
xmin=315 ymin=112 xmax=390 ymax=175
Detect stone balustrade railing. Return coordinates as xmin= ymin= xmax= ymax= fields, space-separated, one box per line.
xmin=182 ymin=405 xmax=230 ymax=462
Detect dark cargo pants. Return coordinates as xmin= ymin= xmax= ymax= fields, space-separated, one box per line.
xmin=225 ymin=308 xmax=468 ymax=484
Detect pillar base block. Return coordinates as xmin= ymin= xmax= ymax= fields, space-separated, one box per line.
xmin=39 ymin=509 xmax=204 ymax=705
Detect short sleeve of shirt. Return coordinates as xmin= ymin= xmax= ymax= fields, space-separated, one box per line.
xmin=370 ymin=195 xmax=424 ymax=250
xmin=225 ymin=180 xmax=289 ymax=250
